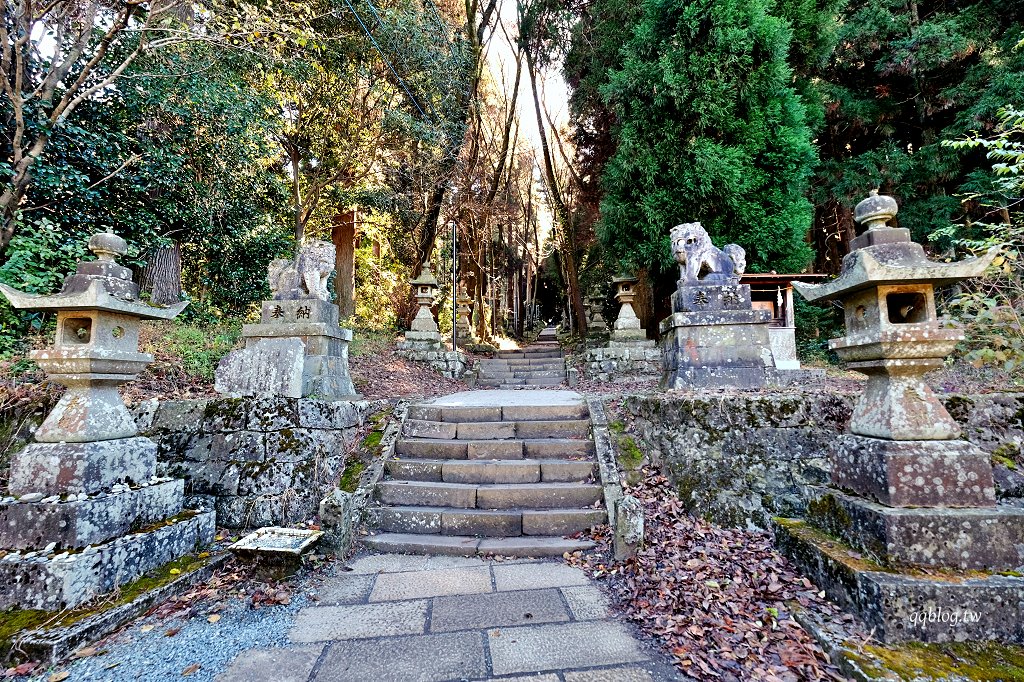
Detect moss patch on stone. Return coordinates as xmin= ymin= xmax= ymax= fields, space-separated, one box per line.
xmin=0 ymin=552 xmax=212 ymax=647
xmin=362 ymin=429 xmax=383 ymax=452
xmin=338 ymin=459 xmax=365 ymax=493
xmin=847 ymin=641 xmax=1024 ymax=681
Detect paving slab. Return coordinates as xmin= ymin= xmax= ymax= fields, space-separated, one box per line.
xmin=493 ymin=561 xmax=590 ymax=591
xmin=216 ymin=645 xmax=324 ymax=682
xmin=289 ymin=600 xmax=427 ymax=642
xmin=369 ymin=565 xmax=493 ymax=601
xmin=563 ymin=667 xmax=655 ymax=682
xmin=344 ymin=553 xmax=431 ymax=574
xmin=314 ymin=574 xmax=374 ymax=605
xmin=560 ymin=584 xmax=611 ymax=620
xmin=430 ymin=588 xmax=570 ymax=632
xmin=314 ymin=631 xmax=487 ymax=682
xmin=487 ymin=621 xmax=648 ymax=676
xmin=481 ymin=676 xmax=559 ymax=682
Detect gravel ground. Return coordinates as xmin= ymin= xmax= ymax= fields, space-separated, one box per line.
xmin=25 ymin=578 xmax=312 ymax=682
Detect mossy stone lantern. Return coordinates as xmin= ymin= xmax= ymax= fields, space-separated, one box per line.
xmin=610 ymin=274 xmax=651 ymax=345
xmin=794 ymin=191 xmax=997 ymax=441
xmin=0 ymin=231 xmax=187 ymax=444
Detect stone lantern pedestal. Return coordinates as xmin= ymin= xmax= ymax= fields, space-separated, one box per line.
xmin=582 ymin=276 xmax=660 ymax=381
xmin=0 ymin=232 xmax=215 ymax=611
xmin=659 ymin=222 xmax=774 ymax=389
xmin=777 ymin=192 xmax=1024 ymax=643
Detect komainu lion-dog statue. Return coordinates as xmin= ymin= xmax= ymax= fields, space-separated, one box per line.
xmin=268 ymin=239 xmax=335 ymax=301
xmin=670 ymin=222 xmax=746 ymax=284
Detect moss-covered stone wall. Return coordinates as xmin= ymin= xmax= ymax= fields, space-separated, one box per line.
xmin=133 ymin=397 xmax=388 ymax=528
xmin=618 ymin=392 xmax=1024 ymax=528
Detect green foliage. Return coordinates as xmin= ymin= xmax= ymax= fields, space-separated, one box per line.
xmin=794 ymin=296 xmax=842 ymax=365
xmin=153 ymin=322 xmax=243 ymax=381
xmin=598 ymin=0 xmax=816 ymax=276
xmin=936 ymin=107 xmax=1024 ymax=375
xmin=807 ymin=0 xmax=1024 ymax=264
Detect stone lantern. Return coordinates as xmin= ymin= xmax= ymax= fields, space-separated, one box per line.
xmin=455 ymin=284 xmax=474 ymax=342
xmin=609 ymin=274 xmax=653 ymax=347
xmin=409 ymin=264 xmax=440 ymax=338
xmin=794 ymin=191 xmax=992 ymax=442
xmin=0 ymin=231 xmax=214 ymax=610
xmin=586 ymin=287 xmax=608 ymax=337
xmin=781 ymin=192 xmax=1024 ymax=644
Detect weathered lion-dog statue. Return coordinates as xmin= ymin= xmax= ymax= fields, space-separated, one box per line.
xmin=268 ymin=239 xmax=335 ymax=301
xmin=670 ymin=222 xmax=746 ymax=284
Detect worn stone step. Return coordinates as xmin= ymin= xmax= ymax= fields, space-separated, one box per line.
xmin=386 ymin=458 xmax=596 ymax=484
xmin=395 ymin=439 xmax=525 ymax=460
xmin=523 ymin=439 xmax=595 ymax=458
xmin=503 ymin=360 xmax=566 ymax=369
xmin=404 ymin=419 xmax=589 ymax=441
xmin=522 ymin=378 xmax=566 ymax=386
xmin=497 ymin=351 xmax=562 ymax=359
xmin=377 ymin=481 xmax=477 ymax=508
xmin=363 ymin=532 xmax=595 ymax=557
xmin=477 ymin=378 xmax=525 ymax=387
xmin=476 ymin=483 xmax=603 ymax=510
xmin=516 ymin=419 xmax=590 ymax=439
xmin=511 ymin=370 xmax=565 ymax=379
xmin=369 ymin=506 xmax=607 ymax=537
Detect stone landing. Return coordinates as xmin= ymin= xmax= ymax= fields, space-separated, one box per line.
xmin=218 ymin=553 xmax=683 ymax=681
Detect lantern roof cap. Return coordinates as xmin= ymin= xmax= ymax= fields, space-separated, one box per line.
xmin=410 ymin=264 xmax=439 ymax=287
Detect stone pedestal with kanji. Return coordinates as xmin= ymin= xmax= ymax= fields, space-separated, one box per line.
xmin=215 ymin=240 xmax=358 ymax=400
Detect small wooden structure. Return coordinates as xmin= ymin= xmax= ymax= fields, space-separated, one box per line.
xmin=740 ymin=273 xmax=828 ymax=369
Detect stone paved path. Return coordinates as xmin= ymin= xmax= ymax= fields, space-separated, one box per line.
xmin=218 ymin=553 xmax=683 ymax=682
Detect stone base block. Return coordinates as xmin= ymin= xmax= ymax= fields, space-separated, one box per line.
xmin=0 ymin=480 xmax=183 ymax=551
xmin=775 ymin=518 xmax=1024 ymax=643
xmin=215 ymin=493 xmax=319 ymax=529
xmin=9 ymin=437 xmax=157 ymax=497
xmin=807 ymin=488 xmax=1024 ymax=570
xmin=0 ymin=511 xmax=215 ymax=610
xmin=662 ymin=366 xmax=767 ymax=390
xmin=660 ymin=312 xmax=774 ymax=390
xmin=671 ymin=283 xmax=753 ymax=313
xmin=396 ymin=349 xmax=467 ymax=379
xmin=764 ymin=368 xmax=825 ymax=387
xmin=831 ymin=436 xmax=996 ymax=507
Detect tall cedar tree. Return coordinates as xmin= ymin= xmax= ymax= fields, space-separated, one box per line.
xmin=599 ymin=0 xmax=816 ymax=275
xmin=807 ymin=0 xmax=1024 ymax=273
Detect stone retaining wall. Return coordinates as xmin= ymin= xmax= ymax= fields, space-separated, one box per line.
xmin=134 ymin=397 xmax=387 ymax=528
xmin=617 ymin=392 xmax=1024 ymax=528
xmin=582 ymin=346 xmax=661 ymax=382
xmin=395 ymin=349 xmax=468 ymax=379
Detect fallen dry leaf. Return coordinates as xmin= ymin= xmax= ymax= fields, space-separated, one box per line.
xmin=72 ymin=647 xmax=97 ymax=658
xmin=140 ymin=624 xmax=154 ymax=633
xmin=48 ymin=673 xmax=69 ymax=682
xmin=207 ymin=614 xmax=221 ymax=624
xmin=164 ymin=627 xmax=181 ymax=637
xmin=182 ymin=663 xmax=200 ymax=676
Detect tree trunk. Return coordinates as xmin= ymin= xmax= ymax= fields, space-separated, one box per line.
xmin=139 ymin=242 xmax=183 ymax=306
xmin=332 ymin=209 xmax=358 ymax=319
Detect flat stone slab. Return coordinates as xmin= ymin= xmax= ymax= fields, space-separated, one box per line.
xmin=289 ymin=600 xmax=428 ymax=642
xmin=487 ymin=621 xmax=648 ymax=675
xmin=430 ymin=588 xmax=570 ymax=632
xmin=314 ymin=631 xmax=487 ymax=681
xmin=422 ymin=390 xmax=584 ymax=408
xmin=314 ymin=574 xmax=374 ymax=605
xmin=493 ymin=562 xmax=590 ymax=591
xmin=217 ymin=644 xmax=324 ymax=682
xmin=368 ymin=566 xmax=493 ymax=601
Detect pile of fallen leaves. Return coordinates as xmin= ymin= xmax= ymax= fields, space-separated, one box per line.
xmin=571 ymin=473 xmax=850 ymax=681
xmin=350 ymin=345 xmax=466 ymax=399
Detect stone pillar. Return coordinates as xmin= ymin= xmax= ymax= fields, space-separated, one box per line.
xmin=215 ymin=239 xmax=358 ymax=400
xmin=609 ymin=275 xmax=654 ymax=347
xmin=659 ymin=222 xmax=774 ymax=389
xmin=0 ymin=232 xmax=215 ymax=610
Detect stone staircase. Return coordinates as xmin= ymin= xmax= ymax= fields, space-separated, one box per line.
xmin=365 ymin=390 xmax=603 ymax=557
xmin=475 ymin=326 xmax=569 ymax=388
